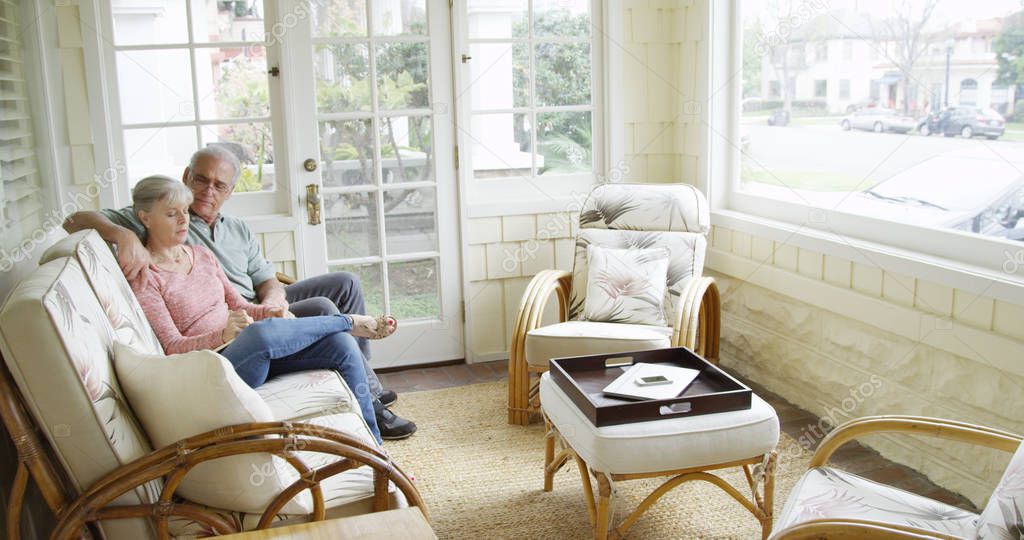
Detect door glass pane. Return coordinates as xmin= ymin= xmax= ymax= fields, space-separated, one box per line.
xmin=312 ymin=0 xmax=368 ymax=37
xmin=380 ymin=115 xmax=432 ymax=184
xmin=196 ymin=47 xmax=270 ymax=119
xmin=535 ymin=42 xmax=591 ymax=106
xmin=112 ymin=2 xmax=188 ymax=45
xmin=332 ymin=262 xmax=384 ymax=314
xmin=123 ymin=126 xmax=198 ymax=187
xmin=384 ymin=187 xmax=437 ymax=254
xmin=324 ymin=192 xmax=380 ymax=259
xmin=316 ymin=43 xmax=372 ymax=112
xmin=388 ymin=259 xmax=439 ymax=319
xmin=466 ymin=0 xmax=527 ymax=39
xmin=116 ymin=49 xmax=194 ymax=124
xmin=471 ymin=113 xmax=532 ymax=178
xmin=538 ymin=111 xmax=591 ymax=174
xmin=468 ymin=42 xmax=529 ymax=109
xmin=534 ymin=0 xmax=590 ymax=37
xmin=375 ymin=42 xmax=429 ymax=110
xmin=199 ymin=122 xmax=274 ymax=193
xmin=320 ymin=119 xmax=375 ymax=187
xmin=191 ymin=1 xmax=266 ymax=43
xmin=372 ymin=0 xmax=427 ymax=36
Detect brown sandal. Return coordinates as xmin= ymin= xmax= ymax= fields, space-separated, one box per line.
xmin=349 ymin=314 xmax=397 ymax=340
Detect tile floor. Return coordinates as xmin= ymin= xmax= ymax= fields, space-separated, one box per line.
xmin=379 ymin=359 xmax=977 ymax=511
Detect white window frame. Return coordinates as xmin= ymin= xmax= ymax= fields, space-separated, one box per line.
xmin=704 ymin=1 xmax=1024 ymax=304
xmin=454 ymin=0 xmax=607 ymax=218
xmin=91 ymin=0 xmax=289 ymax=216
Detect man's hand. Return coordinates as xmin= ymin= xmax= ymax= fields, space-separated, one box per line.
xmin=267 ymin=306 xmax=295 ymax=319
xmin=221 ymin=309 xmax=254 ymax=343
xmin=110 ymin=229 xmax=150 ymax=280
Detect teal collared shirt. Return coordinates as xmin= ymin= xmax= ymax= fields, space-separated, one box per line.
xmin=102 ymin=207 xmax=277 ymax=301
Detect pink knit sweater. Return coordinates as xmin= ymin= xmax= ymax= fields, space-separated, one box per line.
xmin=130 ymin=245 xmax=273 ymax=354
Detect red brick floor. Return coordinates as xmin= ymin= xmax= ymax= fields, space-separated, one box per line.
xmin=379 ymin=359 xmax=978 ymax=512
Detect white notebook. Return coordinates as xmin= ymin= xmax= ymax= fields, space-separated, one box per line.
xmin=602 ymin=363 xmax=700 ymax=401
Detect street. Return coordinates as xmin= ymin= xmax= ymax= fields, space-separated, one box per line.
xmin=741 ymin=117 xmax=1024 ymax=193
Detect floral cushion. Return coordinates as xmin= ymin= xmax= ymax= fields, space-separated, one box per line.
xmin=582 ymin=245 xmax=670 ymax=325
xmin=568 ymin=228 xmax=706 ymax=323
xmin=256 ymin=369 xmax=356 ymax=421
xmin=772 ymin=467 xmax=979 ymax=538
xmin=976 ymin=442 xmax=1024 ymax=539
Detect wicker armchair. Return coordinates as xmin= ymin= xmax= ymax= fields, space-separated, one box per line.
xmin=507 ymin=184 xmax=720 ymax=425
xmin=770 ymin=416 xmax=1024 ymax=539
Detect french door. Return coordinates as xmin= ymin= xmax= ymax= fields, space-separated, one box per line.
xmin=281 ymin=0 xmax=463 ymax=367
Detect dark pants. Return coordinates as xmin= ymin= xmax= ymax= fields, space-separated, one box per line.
xmin=284 ymin=271 xmax=384 ymax=397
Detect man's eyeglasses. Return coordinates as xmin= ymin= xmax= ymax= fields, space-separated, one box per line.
xmin=189 ymin=175 xmax=233 ymax=195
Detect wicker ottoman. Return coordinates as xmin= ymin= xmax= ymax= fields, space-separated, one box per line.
xmin=539 ymin=372 xmax=780 ymax=539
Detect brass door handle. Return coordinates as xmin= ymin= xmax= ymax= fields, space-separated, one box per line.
xmin=306 ymin=184 xmax=322 ymax=225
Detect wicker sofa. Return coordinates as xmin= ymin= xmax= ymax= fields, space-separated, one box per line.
xmin=0 ymin=230 xmax=423 ymax=539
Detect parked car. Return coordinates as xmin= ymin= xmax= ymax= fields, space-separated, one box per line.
xmin=845 ymin=99 xmax=879 ymax=113
xmin=917 ymin=106 xmax=1004 ymax=139
xmin=767 ymin=109 xmax=790 ymax=127
xmin=837 ymin=148 xmax=1024 ymax=235
xmin=840 ymin=108 xmax=916 ymax=133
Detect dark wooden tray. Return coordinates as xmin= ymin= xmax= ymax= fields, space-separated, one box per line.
xmin=549 ymin=347 xmax=752 ymax=427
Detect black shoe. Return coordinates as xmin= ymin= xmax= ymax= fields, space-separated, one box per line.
xmin=373 ymin=400 xmax=417 ymax=440
xmin=378 ymin=389 xmax=398 ymax=407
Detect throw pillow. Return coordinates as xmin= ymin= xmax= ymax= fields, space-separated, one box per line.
xmin=582 ymin=245 xmax=670 ymax=326
xmin=112 ymin=342 xmax=312 ymax=514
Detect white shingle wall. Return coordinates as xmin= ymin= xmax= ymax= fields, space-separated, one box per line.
xmin=56 ymin=4 xmax=100 ymax=209
xmin=622 ymin=0 xmax=703 ymax=184
xmin=710 ymin=225 xmax=1024 ymax=506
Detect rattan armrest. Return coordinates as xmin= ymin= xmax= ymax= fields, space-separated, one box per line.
xmin=507 ymin=269 xmax=571 ymax=425
xmin=810 ymin=415 xmax=1023 ymax=468
xmin=50 ymin=421 xmax=426 ymax=540
xmin=276 ymin=272 xmax=296 ymax=285
xmin=772 ymin=517 xmax=966 ymax=539
xmin=509 ymin=269 xmax=572 ymax=370
xmin=671 ymin=276 xmax=721 ymax=361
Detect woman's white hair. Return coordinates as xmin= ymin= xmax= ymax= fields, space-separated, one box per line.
xmin=132 ymin=175 xmax=193 ymax=214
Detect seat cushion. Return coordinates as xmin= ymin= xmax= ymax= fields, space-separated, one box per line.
xmin=539 ymin=372 xmax=779 ymax=474
xmin=256 ymin=369 xmax=356 ymax=421
xmin=525 ymin=321 xmax=672 ymax=368
xmin=976 ymin=442 xmax=1024 ymax=539
xmin=771 ymin=467 xmax=979 ymax=538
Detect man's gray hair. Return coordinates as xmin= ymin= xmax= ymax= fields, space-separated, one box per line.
xmin=132 ymin=175 xmax=193 ymax=214
xmin=188 ymin=145 xmax=242 ymax=183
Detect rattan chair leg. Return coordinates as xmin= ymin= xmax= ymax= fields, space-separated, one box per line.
xmin=6 ymin=463 xmax=27 ymax=540
xmin=594 ymin=471 xmax=613 ymax=540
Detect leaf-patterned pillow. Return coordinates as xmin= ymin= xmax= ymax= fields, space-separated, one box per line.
xmin=977 ymin=442 xmax=1024 ymax=539
xmin=582 ymin=245 xmax=670 ymax=326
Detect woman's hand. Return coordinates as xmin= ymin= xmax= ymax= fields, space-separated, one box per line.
xmin=222 ymin=309 xmax=254 ymax=343
xmin=267 ymin=306 xmax=296 ymax=319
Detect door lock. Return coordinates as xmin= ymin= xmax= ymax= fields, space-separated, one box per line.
xmin=303 ymin=158 xmax=318 ymax=172
xmin=306 ymin=184 xmax=322 ymax=225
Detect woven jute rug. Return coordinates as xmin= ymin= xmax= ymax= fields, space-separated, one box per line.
xmin=385 ymin=381 xmax=812 ymax=539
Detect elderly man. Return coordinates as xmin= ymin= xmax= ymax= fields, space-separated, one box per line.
xmin=63 ymin=146 xmax=416 ymax=440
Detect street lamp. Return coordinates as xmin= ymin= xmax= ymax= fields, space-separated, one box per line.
xmin=944 ymin=38 xmax=955 ymax=107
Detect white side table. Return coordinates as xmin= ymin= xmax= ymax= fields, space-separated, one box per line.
xmin=540 ymin=372 xmax=781 ymax=539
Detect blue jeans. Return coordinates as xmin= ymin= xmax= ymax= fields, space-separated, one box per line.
xmin=220 ymin=315 xmax=381 ymax=443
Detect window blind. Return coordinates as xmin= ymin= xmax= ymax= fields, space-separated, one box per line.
xmin=0 ymin=0 xmax=43 ymax=251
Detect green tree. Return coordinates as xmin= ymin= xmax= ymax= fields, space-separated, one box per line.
xmin=512 ymin=10 xmax=593 ymax=173
xmin=742 ymin=23 xmax=762 ymax=99
xmin=996 ymin=11 xmax=1024 ymax=86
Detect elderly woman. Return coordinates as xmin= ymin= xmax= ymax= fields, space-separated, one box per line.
xmin=127 ymin=175 xmax=394 ymax=443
